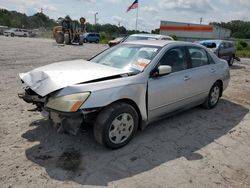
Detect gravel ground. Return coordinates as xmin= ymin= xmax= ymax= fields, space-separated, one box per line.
xmin=0 ymin=36 xmax=250 ymax=188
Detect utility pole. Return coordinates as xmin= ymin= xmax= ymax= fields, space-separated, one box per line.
xmin=40 ymin=8 xmax=44 ymax=14
xmin=94 ymin=12 xmax=98 ymax=25
xmin=200 ymin=17 xmax=203 ymax=40
xmin=135 ymin=4 xmax=139 ymax=32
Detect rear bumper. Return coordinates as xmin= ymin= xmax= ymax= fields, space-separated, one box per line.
xmin=222 ymin=70 xmax=230 ymax=91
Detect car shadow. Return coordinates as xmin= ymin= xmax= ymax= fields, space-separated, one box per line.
xmin=230 ymin=64 xmax=246 ymax=70
xmin=22 ymin=99 xmax=249 ymax=186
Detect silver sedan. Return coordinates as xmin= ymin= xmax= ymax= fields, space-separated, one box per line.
xmin=19 ymin=40 xmax=230 ymax=149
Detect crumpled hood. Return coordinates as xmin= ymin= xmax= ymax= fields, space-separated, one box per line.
xmin=20 ymin=59 xmax=130 ymax=97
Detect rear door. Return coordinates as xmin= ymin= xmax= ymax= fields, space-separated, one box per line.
xmin=218 ymin=42 xmax=228 ymax=60
xmin=89 ymin=34 xmax=95 ymax=42
xmin=185 ymin=46 xmax=217 ymax=101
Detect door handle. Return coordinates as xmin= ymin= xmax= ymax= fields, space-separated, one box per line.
xmin=210 ymin=68 xmax=216 ymax=73
xmin=184 ymin=75 xmax=191 ymax=81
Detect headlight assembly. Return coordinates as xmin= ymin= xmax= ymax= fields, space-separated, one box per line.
xmin=46 ymin=92 xmax=90 ymax=112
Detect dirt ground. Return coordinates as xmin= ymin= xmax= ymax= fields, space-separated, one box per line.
xmin=0 ymin=36 xmax=250 ymax=188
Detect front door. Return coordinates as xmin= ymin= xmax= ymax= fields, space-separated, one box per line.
xmin=148 ymin=46 xmax=191 ymax=120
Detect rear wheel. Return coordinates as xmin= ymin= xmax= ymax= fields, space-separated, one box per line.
xmin=64 ymin=33 xmax=71 ymax=45
xmin=79 ymin=38 xmax=83 ymax=45
xmin=83 ymin=38 xmax=87 ymax=43
xmin=95 ymin=39 xmax=99 ymax=43
xmin=228 ymin=56 xmax=234 ymax=66
xmin=11 ymin=33 xmax=14 ymax=37
xmin=23 ymin=34 xmax=27 ymax=37
xmin=94 ymin=102 xmax=138 ymax=149
xmin=203 ymin=82 xmax=222 ymax=109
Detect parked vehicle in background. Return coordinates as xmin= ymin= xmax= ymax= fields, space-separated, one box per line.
xmin=108 ymin=37 xmax=125 ymax=47
xmin=124 ymin=34 xmax=174 ymax=42
xmin=0 ymin=26 xmax=8 ymax=35
xmin=198 ymin=40 xmax=237 ymax=66
xmin=19 ymin=40 xmax=230 ymax=149
xmin=4 ymin=28 xmax=30 ymax=37
xmin=83 ymin=33 xmax=100 ymax=43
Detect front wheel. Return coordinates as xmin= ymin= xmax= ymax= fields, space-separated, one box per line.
xmin=203 ymin=82 xmax=222 ymax=109
xmin=55 ymin=32 xmax=64 ymax=44
xmin=94 ymin=102 xmax=138 ymax=149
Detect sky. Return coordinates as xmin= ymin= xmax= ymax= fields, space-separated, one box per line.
xmin=0 ymin=0 xmax=250 ymax=31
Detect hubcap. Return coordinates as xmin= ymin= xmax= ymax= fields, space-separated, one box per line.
xmin=210 ymin=86 xmax=220 ymax=106
xmin=108 ymin=113 xmax=134 ymax=144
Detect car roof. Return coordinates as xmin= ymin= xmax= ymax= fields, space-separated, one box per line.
xmin=129 ymin=33 xmax=169 ymax=39
xmin=199 ymin=40 xmax=233 ymax=44
xmin=124 ymin=40 xmax=182 ymax=47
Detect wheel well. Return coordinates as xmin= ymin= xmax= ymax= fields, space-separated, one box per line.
xmin=110 ymin=99 xmax=142 ymax=128
xmin=216 ymin=80 xmax=223 ymax=97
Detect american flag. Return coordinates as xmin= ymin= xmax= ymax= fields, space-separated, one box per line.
xmin=127 ymin=0 xmax=138 ymax=12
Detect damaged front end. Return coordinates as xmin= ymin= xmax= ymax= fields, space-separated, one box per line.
xmin=18 ymin=87 xmax=98 ymax=135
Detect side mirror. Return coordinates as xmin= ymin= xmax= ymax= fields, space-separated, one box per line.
xmin=153 ymin=65 xmax=172 ymax=77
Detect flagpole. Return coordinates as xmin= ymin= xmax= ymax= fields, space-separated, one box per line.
xmin=136 ymin=1 xmax=138 ymax=32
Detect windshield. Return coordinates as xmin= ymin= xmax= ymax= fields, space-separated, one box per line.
xmin=91 ymin=44 xmax=161 ymax=73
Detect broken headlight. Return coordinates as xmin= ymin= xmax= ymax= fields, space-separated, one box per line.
xmin=46 ymin=92 xmax=90 ymax=112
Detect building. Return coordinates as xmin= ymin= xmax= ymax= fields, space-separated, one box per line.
xmin=160 ymin=21 xmax=231 ymax=41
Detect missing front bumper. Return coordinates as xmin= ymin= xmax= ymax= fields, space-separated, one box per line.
xmin=49 ymin=110 xmax=84 ymax=135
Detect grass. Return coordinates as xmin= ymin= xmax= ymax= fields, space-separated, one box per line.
xmin=236 ymin=46 xmax=250 ymax=58
xmin=236 ymin=50 xmax=250 ymax=58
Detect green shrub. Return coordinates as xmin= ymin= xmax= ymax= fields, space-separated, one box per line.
xmin=171 ymin=35 xmax=177 ymax=41
xmin=236 ymin=43 xmax=243 ymax=50
xmin=100 ymin=32 xmax=107 ymax=41
xmin=238 ymin=40 xmax=248 ymax=48
xmin=101 ymin=38 xmax=109 ymax=44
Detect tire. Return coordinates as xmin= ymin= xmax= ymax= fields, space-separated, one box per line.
xmin=94 ymin=102 xmax=139 ymax=149
xmin=55 ymin=32 xmax=64 ymax=44
xmin=11 ymin=33 xmax=14 ymax=37
xmin=64 ymin=33 xmax=70 ymax=45
xmin=95 ymin=39 xmax=99 ymax=43
xmin=23 ymin=34 xmax=27 ymax=37
xmin=203 ymin=82 xmax=222 ymax=109
xmin=83 ymin=38 xmax=87 ymax=43
xmin=228 ymin=56 xmax=234 ymax=66
xmin=79 ymin=38 xmax=83 ymax=45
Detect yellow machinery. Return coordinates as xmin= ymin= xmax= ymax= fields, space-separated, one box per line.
xmin=53 ymin=17 xmax=86 ymax=45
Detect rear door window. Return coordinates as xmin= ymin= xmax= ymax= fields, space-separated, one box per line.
xmin=224 ymin=42 xmax=230 ymax=49
xmin=188 ymin=47 xmax=209 ymax=68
